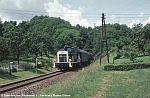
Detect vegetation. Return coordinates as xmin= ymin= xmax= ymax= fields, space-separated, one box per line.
xmin=104 ymin=63 xmax=150 ymax=71
xmin=35 ymin=56 xmax=150 ymax=98
xmin=0 ymin=15 xmax=150 ymax=97
xmin=105 ymin=54 xmax=150 ymax=71
xmin=0 ymin=16 xmax=150 ymax=66
xmin=36 ymin=60 xmax=104 ymax=98
xmin=0 ymin=68 xmax=56 ymax=85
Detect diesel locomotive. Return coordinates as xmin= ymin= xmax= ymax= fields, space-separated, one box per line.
xmin=53 ymin=45 xmax=94 ymax=70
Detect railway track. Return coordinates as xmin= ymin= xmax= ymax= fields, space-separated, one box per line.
xmin=0 ymin=71 xmax=64 ymax=94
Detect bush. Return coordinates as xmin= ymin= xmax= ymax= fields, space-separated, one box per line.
xmin=129 ymin=51 xmax=138 ymax=63
xmin=19 ymin=63 xmax=34 ymax=71
xmin=0 ymin=62 xmax=34 ymax=74
xmin=41 ymin=59 xmax=53 ymax=71
xmin=145 ymin=43 xmax=150 ymax=57
xmin=122 ymin=45 xmax=138 ymax=63
xmin=104 ymin=63 xmax=150 ymax=71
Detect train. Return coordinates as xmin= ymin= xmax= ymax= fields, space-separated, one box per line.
xmin=53 ymin=45 xmax=94 ymax=70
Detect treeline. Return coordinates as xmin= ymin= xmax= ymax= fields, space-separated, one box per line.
xmin=0 ymin=16 xmax=150 ymax=64
xmin=108 ymin=23 xmax=150 ymax=63
xmin=0 ymin=16 xmax=94 ymax=65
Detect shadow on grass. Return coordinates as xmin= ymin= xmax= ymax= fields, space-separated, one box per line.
xmin=0 ymin=74 xmax=20 ymax=80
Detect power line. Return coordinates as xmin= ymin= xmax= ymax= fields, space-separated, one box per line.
xmin=106 ymin=13 xmax=150 ymax=15
xmin=1 ymin=8 xmax=150 ymax=16
xmin=0 ymin=8 xmax=48 ymax=14
xmin=122 ymin=1 xmax=146 ymax=13
xmin=109 ymin=0 xmax=142 ymax=14
xmin=106 ymin=17 xmax=150 ymax=19
xmin=0 ymin=8 xmax=149 ymax=24
xmin=108 ymin=0 xmax=150 ymax=18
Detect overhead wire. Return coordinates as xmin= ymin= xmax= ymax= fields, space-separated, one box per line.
xmin=0 ymin=1 xmax=150 ymax=23
xmin=0 ymin=8 xmax=150 ymax=17
xmin=133 ymin=0 xmax=150 ymax=13
xmin=108 ymin=0 xmax=142 ymax=14
xmin=104 ymin=0 xmax=150 ymax=24
xmin=107 ymin=0 xmax=149 ymax=21
xmin=121 ymin=1 xmax=146 ymax=13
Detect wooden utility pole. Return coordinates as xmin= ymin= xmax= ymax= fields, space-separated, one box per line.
xmin=100 ymin=13 xmax=109 ymax=65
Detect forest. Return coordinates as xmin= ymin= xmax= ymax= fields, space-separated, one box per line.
xmin=0 ymin=16 xmax=150 ymax=65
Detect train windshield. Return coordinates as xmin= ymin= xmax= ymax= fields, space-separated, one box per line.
xmin=66 ymin=48 xmax=72 ymax=52
xmin=59 ymin=54 xmax=67 ymax=62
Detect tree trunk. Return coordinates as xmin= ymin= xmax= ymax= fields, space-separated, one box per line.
xmin=17 ymin=51 xmax=20 ymax=65
xmin=17 ymin=50 xmax=20 ymax=72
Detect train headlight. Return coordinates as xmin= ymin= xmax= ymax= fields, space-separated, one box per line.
xmin=69 ymin=59 xmax=71 ymax=62
xmin=69 ymin=59 xmax=72 ymax=67
xmin=53 ymin=59 xmax=56 ymax=68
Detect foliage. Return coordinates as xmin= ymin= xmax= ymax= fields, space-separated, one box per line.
xmin=123 ymin=45 xmax=138 ymax=63
xmin=144 ymin=40 xmax=150 ymax=57
xmin=41 ymin=59 xmax=53 ymax=71
xmin=0 ymin=15 xmax=150 ymax=69
xmin=104 ymin=63 xmax=150 ymax=71
xmin=105 ymin=55 xmax=150 ymax=71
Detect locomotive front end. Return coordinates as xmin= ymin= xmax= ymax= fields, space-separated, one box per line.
xmin=54 ymin=50 xmax=72 ymax=70
xmin=53 ymin=45 xmax=93 ymax=71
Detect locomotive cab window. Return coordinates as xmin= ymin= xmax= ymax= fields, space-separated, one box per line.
xmin=59 ymin=54 xmax=67 ymax=62
xmin=67 ymin=48 xmax=72 ymax=52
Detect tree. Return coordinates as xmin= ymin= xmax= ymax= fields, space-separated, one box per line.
xmin=1 ymin=21 xmax=26 ymax=65
xmin=54 ymin=28 xmax=81 ymax=51
xmin=144 ymin=40 xmax=150 ymax=57
xmin=0 ymin=37 xmax=9 ymax=60
xmin=0 ymin=20 xmax=3 ymax=36
xmin=123 ymin=45 xmax=138 ymax=63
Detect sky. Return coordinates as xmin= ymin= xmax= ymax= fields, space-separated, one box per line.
xmin=0 ymin=0 xmax=150 ymax=28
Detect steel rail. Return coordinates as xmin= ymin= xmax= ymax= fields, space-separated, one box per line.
xmin=0 ymin=71 xmax=64 ymax=94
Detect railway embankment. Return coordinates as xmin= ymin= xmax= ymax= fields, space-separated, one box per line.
xmin=36 ymin=56 xmax=150 ymax=98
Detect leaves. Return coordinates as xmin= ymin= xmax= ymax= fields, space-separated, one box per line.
xmin=0 ymin=16 xmax=150 ymax=65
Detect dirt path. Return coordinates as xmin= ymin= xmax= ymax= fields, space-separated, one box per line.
xmin=91 ymin=56 xmax=112 ymax=98
xmin=91 ymin=75 xmax=112 ymax=98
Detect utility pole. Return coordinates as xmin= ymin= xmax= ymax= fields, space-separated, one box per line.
xmin=100 ymin=13 xmax=109 ymax=65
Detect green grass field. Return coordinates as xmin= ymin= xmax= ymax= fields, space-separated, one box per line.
xmin=0 ymin=68 xmax=57 ymax=85
xmin=35 ymin=55 xmax=150 ymax=98
xmin=0 ymin=55 xmax=56 ymax=85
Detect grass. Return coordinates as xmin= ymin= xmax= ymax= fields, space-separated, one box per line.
xmin=34 ymin=55 xmax=150 ymax=98
xmin=47 ymin=71 xmax=101 ymax=97
xmin=35 ymin=58 xmax=108 ymax=98
xmin=105 ymin=55 xmax=150 ymax=98
xmin=1 ymin=54 xmax=149 ymax=98
xmin=0 ymin=68 xmax=57 ymax=85
xmin=109 ymin=53 xmax=150 ymax=64
xmin=106 ymin=69 xmax=150 ymax=98
xmin=0 ymin=55 xmax=56 ymax=85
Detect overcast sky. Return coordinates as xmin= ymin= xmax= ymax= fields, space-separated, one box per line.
xmin=0 ymin=0 xmax=150 ymax=27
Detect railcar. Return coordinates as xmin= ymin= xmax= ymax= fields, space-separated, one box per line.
xmin=53 ymin=45 xmax=94 ymax=70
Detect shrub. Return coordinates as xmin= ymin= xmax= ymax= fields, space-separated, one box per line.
xmin=19 ymin=62 xmax=34 ymax=71
xmin=122 ymin=45 xmax=138 ymax=63
xmin=129 ymin=51 xmax=138 ymax=63
xmin=145 ymin=43 xmax=150 ymax=57
xmin=41 ymin=59 xmax=53 ymax=71
xmin=104 ymin=63 xmax=150 ymax=71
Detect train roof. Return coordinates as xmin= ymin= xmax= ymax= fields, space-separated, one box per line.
xmin=58 ymin=45 xmax=93 ymax=54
